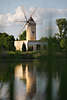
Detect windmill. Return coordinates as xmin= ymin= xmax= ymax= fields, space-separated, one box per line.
xmin=15 ymin=7 xmax=37 ymax=41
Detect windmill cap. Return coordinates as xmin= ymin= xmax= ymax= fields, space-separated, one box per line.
xmin=27 ymin=17 xmax=36 ymax=24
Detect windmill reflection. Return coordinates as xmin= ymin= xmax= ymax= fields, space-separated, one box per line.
xmin=25 ymin=64 xmax=36 ymax=99
xmin=15 ymin=64 xmax=26 ymax=80
xmin=15 ymin=64 xmax=36 ymax=100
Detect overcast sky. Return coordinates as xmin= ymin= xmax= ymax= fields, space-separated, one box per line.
xmin=0 ymin=0 xmax=67 ymax=39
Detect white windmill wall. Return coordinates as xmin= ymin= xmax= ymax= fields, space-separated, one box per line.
xmin=26 ymin=23 xmax=36 ymax=41
xmin=14 ymin=40 xmax=28 ymax=51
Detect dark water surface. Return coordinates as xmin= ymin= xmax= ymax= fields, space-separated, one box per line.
xmin=0 ymin=58 xmax=67 ymax=100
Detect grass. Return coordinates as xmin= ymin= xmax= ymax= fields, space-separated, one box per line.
xmin=0 ymin=50 xmax=43 ymax=61
xmin=0 ymin=48 xmax=66 ymax=62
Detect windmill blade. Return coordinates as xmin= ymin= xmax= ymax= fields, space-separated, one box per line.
xmin=36 ymin=20 xmax=43 ymax=24
xmin=19 ymin=23 xmax=27 ymax=34
xmin=36 ymin=21 xmax=43 ymax=25
xmin=22 ymin=23 xmax=27 ymax=30
xmin=22 ymin=6 xmax=27 ymax=22
xmin=30 ymin=8 xmax=37 ymax=17
xmin=19 ymin=27 xmax=25 ymax=35
xmin=14 ymin=20 xmax=26 ymax=23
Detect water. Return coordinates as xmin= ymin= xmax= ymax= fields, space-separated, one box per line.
xmin=0 ymin=58 xmax=67 ymax=100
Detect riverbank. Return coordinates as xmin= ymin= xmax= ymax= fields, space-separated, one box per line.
xmin=0 ymin=51 xmax=42 ymax=62
xmin=0 ymin=50 xmax=67 ymax=63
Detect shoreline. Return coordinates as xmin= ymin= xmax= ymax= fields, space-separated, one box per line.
xmin=0 ymin=50 xmax=67 ymax=63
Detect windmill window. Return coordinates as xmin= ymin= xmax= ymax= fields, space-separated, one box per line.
xmin=32 ymin=31 xmax=34 ymax=34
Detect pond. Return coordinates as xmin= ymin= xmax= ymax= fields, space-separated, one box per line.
xmin=0 ymin=58 xmax=67 ymax=100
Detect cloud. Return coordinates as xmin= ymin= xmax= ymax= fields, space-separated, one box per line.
xmin=0 ymin=6 xmax=67 ymax=39
xmin=0 ymin=6 xmax=25 ymax=26
xmin=0 ymin=7 xmax=67 ymax=25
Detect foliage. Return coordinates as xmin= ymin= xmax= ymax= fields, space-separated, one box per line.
xmin=65 ymin=38 xmax=67 ymax=49
xmin=19 ymin=30 xmax=26 ymax=40
xmin=60 ymin=39 xmax=65 ymax=48
xmin=39 ymin=37 xmax=48 ymax=42
xmin=56 ymin=18 xmax=67 ymax=38
xmin=0 ymin=32 xmax=15 ymax=51
xmin=56 ymin=18 xmax=67 ymax=49
xmin=28 ymin=46 xmax=33 ymax=51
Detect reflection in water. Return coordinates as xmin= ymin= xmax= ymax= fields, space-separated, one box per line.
xmin=14 ymin=63 xmax=60 ymax=100
xmin=52 ymin=77 xmax=60 ymax=100
xmin=0 ymin=61 xmax=60 ymax=100
xmin=26 ymin=65 xmax=36 ymax=99
xmin=58 ymin=60 xmax=67 ymax=100
xmin=14 ymin=64 xmax=26 ymax=100
xmin=0 ymin=83 xmax=9 ymax=100
xmin=14 ymin=64 xmax=36 ymax=100
xmin=15 ymin=64 xmax=23 ymax=79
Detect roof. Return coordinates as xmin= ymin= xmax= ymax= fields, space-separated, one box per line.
xmin=27 ymin=17 xmax=36 ymax=25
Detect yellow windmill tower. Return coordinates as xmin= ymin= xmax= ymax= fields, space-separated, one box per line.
xmin=21 ymin=7 xmax=37 ymax=41
xmin=26 ymin=16 xmax=36 ymax=41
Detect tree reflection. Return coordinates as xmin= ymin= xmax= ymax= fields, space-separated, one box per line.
xmin=0 ymin=62 xmax=15 ymax=100
xmin=8 ymin=65 xmax=14 ymax=100
xmin=45 ymin=35 xmax=56 ymax=100
xmin=58 ymin=55 xmax=67 ymax=100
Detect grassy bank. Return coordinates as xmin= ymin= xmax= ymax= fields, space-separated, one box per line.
xmin=0 ymin=51 xmax=42 ymax=62
xmin=0 ymin=50 xmax=67 ymax=63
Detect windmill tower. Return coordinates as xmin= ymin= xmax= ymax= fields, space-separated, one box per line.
xmin=26 ymin=17 xmax=36 ymax=41
xmin=18 ymin=7 xmax=37 ymax=41
xmin=15 ymin=7 xmax=37 ymax=41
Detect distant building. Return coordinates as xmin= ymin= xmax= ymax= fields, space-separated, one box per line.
xmin=14 ymin=17 xmax=47 ymax=51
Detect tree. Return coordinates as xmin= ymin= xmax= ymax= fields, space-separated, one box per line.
xmin=19 ymin=30 xmax=26 ymax=40
xmin=6 ymin=35 xmax=15 ymax=51
xmin=56 ymin=18 xmax=67 ymax=49
xmin=60 ymin=39 xmax=65 ymax=48
xmin=56 ymin=18 xmax=67 ymax=38
xmin=39 ymin=37 xmax=48 ymax=42
xmin=0 ymin=32 xmax=15 ymax=51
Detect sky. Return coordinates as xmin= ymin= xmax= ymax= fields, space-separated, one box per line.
xmin=0 ymin=0 xmax=67 ymax=39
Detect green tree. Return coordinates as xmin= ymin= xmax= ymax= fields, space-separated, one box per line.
xmin=0 ymin=32 xmax=15 ymax=51
xmin=56 ymin=18 xmax=67 ymax=49
xmin=39 ymin=37 xmax=48 ymax=42
xmin=56 ymin=18 xmax=67 ymax=38
xmin=6 ymin=35 xmax=15 ymax=51
xmin=19 ymin=30 xmax=26 ymax=40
